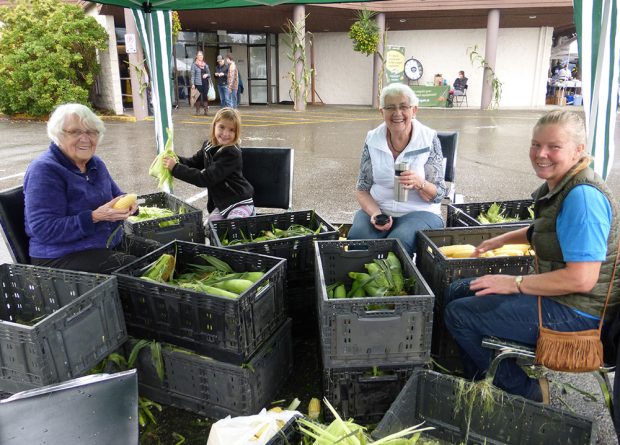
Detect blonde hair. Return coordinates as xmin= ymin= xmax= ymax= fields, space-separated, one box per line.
xmin=210 ymin=108 xmax=241 ymax=146
xmin=533 ymin=110 xmax=590 ymax=176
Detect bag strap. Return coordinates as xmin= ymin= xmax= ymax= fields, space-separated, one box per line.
xmin=537 ymin=237 xmax=620 ymax=333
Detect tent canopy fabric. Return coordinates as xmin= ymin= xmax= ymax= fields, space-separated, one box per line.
xmin=95 ymin=0 xmax=374 ymax=10
xmin=574 ymin=0 xmax=619 ymax=181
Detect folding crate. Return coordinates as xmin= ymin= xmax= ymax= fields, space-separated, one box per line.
xmin=0 ymin=264 xmax=127 ymax=393
xmin=208 ymin=210 xmax=338 ymax=289
xmin=113 ymin=240 xmax=287 ymax=364
xmin=415 ymin=226 xmax=532 ymax=370
xmin=372 ymin=369 xmax=597 ymax=445
xmin=266 ymin=415 xmax=301 ymax=445
xmin=123 ymin=192 xmax=204 ymax=244
xmin=315 ymin=239 xmax=434 ymax=368
xmin=447 ymin=199 xmax=534 ymax=228
xmin=323 ymin=364 xmax=417 ymax=425
xmin=131 ymin=319 xmax=293 ymax=419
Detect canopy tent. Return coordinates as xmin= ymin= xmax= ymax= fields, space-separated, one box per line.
xmin=574 ymin=0 xmax=619 ymax=181
xmin=550 ymin=37 xmax=578 ymax=60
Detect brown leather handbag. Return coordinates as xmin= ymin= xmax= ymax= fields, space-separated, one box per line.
xmin=535 ymin=241 xmax=620 ymax=372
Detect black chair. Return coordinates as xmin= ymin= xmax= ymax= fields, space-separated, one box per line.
xmin=0 ymin=185 xmax=29 ymax=264
xmin=453 ymin=85 xmax=468 ymax=107
xmin=241 ymin=147 xmax=294 ymax=210
xmin=437 ymin=131 xmax=459 ymax=203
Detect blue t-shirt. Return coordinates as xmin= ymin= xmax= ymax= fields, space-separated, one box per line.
xmin=557 ymin=184 xmax=612 ymax=262
xmin=556 ymin=184 xmax=611 ymax=321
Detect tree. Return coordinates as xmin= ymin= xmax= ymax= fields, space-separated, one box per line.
xmin=0 ymin=0 xmax=108 ymax=116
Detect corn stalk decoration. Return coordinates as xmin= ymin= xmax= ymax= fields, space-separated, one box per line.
xmin=467 ymin=45 xmax=503 ymax=110
xmin=282 ymin=16 xmax=313 ymax=111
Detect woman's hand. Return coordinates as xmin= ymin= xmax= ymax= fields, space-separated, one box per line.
xmin=469 ymin=274 xmax=519 ymax=296
xmin=191 ymin=85 xmax=195 ymax=89
xmin=371 ymin=212 xmax=392 ymax=231
xmin=162 ymin=156 xmax=177 ymax=171
xmin=92 ymin=197 xmax=134 ymax=223
xmin=472 ymin=237 xmax=506 ymax=257
xmin=398 ymin=170 xmax=425 ymax=191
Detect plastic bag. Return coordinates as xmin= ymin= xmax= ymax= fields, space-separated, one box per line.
xmin=206 ymin=409 xmax=300 ymax=445
xmin=207 ymin=82 xmax=216 ymax=101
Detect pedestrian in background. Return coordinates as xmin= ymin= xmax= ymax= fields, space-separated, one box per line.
xmin=214 ymin=54 xmax=229 ymax=107
xmin=191 ymin=51 xmax=210 ymax=115
xmin=226 ymin=53 xmax=239 ymax=108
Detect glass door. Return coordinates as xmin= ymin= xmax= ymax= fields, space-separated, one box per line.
xmin=248 ymin=36 xmax=268 ymax=104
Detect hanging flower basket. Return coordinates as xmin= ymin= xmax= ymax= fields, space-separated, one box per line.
xmin=348 ymin=9 xmax=379 ymax=57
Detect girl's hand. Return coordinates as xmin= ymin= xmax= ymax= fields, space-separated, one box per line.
xmin=162 ymin=156 xmax=176 ymax=171
xmin=469 ymin=274 xmax=520 ymax=296
xmin=92 ymin=197 xmax=133 ymax=223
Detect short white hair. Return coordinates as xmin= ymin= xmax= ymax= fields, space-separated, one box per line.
xmin=380 ymin=83 xmax=419 ymax=108
xmin=47 ymin=103 xmax=105 ymax=145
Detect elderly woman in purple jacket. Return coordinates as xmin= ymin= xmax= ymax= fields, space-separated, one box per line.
xmin=24 ymin=103 xmax=154 ymax=274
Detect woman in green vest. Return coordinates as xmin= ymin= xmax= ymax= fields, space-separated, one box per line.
xmin=444 ymin=110 xmax=619 ymax=403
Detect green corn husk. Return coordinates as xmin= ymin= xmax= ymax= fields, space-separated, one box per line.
xmin=141 ymin=253 xmax=176 ymax=282
xmin=128 ymin=206 xmax=180 ymax=227
xmin=149 ymin=128 xmax=179 ymax=190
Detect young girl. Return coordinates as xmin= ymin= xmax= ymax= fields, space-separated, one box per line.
xmin=162 ymin=108 xmax=254 ymax=222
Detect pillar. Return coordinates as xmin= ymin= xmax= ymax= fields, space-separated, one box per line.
xmin=293 ymin=5 xmax=306 ymax=111
xmin=124 ymin=8 xmax=148 ymax=120
xmin=481 ymin=9 xmax=500 ymax=110
xmin=372 ymin=13 xmax=386 ymax=108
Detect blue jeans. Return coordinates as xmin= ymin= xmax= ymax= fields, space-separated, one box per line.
xmin=228 ymin=89 xmax=238 ymax=108
xmin=347 ymin=209 xmax=443 ymax=256
xmin=217 ymin=84 xmax=228 ymax=107
xmin=444 ymin=277 xmax=599 ymax=401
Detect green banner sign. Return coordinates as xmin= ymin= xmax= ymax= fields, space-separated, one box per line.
xmin=411 ymin=85 xmax=450 ymax=107
xmin=385 ymin=45 xmax=406 ymax=84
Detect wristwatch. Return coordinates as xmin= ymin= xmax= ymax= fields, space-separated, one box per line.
xmin=515 ymin=275 xmax=524 ymax=293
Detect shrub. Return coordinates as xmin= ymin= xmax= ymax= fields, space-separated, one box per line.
xmin=0 ymin=0 xmax=108 ymax=116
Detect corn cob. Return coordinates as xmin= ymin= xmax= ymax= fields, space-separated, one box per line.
xmin=113 ymin=193 xmax=137 ymax=210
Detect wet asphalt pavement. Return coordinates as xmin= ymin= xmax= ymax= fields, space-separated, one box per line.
xmin=1 ymin=103 xmax=619 ymax=443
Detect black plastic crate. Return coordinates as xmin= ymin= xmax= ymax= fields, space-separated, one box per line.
xmin=266 ymin=415 xmax=301 ymax=445
xmin=323 ymin=364 xmax=417 ymax=425
xmin=372 ymin=369 xmax=597 ymax=445
xmin=208 ymin=210 xmax=338 ymax=289
xmin=123 ymin=192 xmax=204 ymax=244
xmin=132 ymin=319 xmax=293 ymax=419
xmin=447 ymin=199 xmax=534 ymax=228
xmin=113 ymin=240 xmax=287 ymax=364
xmin=0 ymin=264 xmax=127 ymax=393
xmin=315 ymin=239 xmax=434 ymax=368
xmin=415 ymin=226 xmax=532 ymax=369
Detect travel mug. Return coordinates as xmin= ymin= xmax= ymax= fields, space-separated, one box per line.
xmin=394 ymin=162 xmax=410 ymax=202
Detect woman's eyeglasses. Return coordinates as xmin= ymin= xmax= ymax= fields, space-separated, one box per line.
xmin=63 ymin=129 xmax=100 ymax=138
xmin=383 ymin=104 xmax=413 ymax=113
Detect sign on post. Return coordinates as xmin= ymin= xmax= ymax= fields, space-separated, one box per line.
xmin=385 ymin=45 xmax=406 ymax=84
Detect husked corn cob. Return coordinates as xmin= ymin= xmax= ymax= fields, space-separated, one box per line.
xmin=113 ymin=193 xmax=138 ymax=210
xmin=438 ymin=244 xmax=476 ymax=258
xmin=308 ymin=397 xmax=321 ymax=420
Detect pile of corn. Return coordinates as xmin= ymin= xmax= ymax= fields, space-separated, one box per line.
xmin=221 ymin=223 xmax=324 ymax=246
xmin=476 ymin=202 xmax=534 ymax=224
xmin=438 ymin=244 xmax=534 ymax=259
xmin=140 ymin=253 xmax=266 ymax=299
xmin=128 ymin=206 xmax=186 ymax=227
xmin=327 ymin=252 xmax=413 ymax=299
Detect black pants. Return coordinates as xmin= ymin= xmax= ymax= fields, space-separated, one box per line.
xmin=31 ymin=234 xmax=161 ymax=274
xmin=196 ymin=83 xmax=207 ymax=108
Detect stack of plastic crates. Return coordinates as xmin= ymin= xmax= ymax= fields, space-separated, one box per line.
xmin=0 ymin=264 xmax=127 ymax=394
xmin=415 ymin=225 xmax=533 ymax=371
xmin=314 ymin=239 xmax=435 ymax=424
xmin=113 ymin=240 xmax=294 ymax=419
xmin=208 ymin=210 xmax=339 ymax=337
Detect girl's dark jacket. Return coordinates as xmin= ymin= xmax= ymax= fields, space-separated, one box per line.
xmin=171 ymin=142 xmax=254 ymax=217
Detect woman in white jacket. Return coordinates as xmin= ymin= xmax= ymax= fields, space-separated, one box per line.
xmin=348 ymin=84 xmax=446 ymax=255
